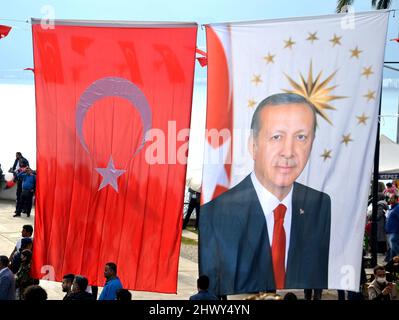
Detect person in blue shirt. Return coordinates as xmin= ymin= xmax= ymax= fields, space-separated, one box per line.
xmin=15 ymin=167 xmax=36 ymax=218
xmin=99 ymin=262 xmax=123 ymax=300
xmin=385 ymin=195 xmax=399 ymax=261
xmin=189 ymin=275 xmax=218 ymax=300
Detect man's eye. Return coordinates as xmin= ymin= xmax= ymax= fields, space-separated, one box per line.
xmin=297 ymin=134 xmax=307 ymax=141
xmin=271 ymin=135 xmax=281 ymax=141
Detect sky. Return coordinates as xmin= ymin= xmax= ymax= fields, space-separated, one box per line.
xmin=0 ymin=0 xmax=398 ymax=173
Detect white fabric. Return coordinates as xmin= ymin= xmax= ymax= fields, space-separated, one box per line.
xmin=206 ymin=11 xmax=389 ymax=290
xmin=379 ymin=135 xmax=399 ymax=174
xmin=250 ymin=172 xmax=292 ymax=268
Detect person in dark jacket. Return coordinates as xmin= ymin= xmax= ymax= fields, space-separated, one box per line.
xmin=16 ymin=167 xmax=36 ymax=217
xmin=189 ymin=275 xmax=218 ymax=300
xmin=10 ymin=153 xmax=29 ymax=217
xmin=64 ymin=275 xmax=93 ymax=300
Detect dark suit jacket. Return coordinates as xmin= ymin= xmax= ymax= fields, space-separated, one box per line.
xmin=0 ymin=267 xmax=16 ymax=300
xmin=199 ymin=175 xmax=331 ymax=296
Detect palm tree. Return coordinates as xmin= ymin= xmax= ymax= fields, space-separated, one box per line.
xmin=336 ymin=0 xmax=392 ymax=13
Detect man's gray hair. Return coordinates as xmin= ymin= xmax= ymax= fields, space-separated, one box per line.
xmin=250 ymin=93 xmax=317 ymax=138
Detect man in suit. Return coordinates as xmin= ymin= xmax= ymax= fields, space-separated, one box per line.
xmin=199 ymin=93 xmax=331 ymax=296
xmin=0 ymin=255 xmax=16 ymax=300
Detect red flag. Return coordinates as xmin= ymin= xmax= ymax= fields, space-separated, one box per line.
xmin=201 ymin=26 xmax=233 ymax=204
xmin=0 ymin=25 xmax=11 ymax=39
xmin=31 ymin=20 xmax=197 ymax=293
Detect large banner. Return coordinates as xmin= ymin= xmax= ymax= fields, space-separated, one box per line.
xmin=31 ymin=19 xmax=197 ymax=293
xmin=200 ymin=11 xmax=389 ymax=295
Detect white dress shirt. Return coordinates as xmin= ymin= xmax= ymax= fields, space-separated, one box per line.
xmin=250 ymin=172 xmax=292 ymax=268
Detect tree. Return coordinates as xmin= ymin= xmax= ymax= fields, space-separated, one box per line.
xmin=336 ymin=0 xmax=392 ymax=13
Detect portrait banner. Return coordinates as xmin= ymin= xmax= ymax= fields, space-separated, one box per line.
xmin=201 ymin=11 xmax=389 ymax=294
xmin=31 ymin=19 xmax=197 ymax=293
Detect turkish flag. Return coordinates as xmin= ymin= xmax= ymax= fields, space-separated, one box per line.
xmin=31 ymin=20 xmax=197 ymax=293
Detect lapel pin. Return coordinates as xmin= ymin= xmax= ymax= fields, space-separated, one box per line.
xmin=299 ymin=209 xmax=305 ymax=215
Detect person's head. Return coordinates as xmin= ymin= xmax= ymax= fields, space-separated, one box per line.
xmin=116 ymin=288 xmax=132 ymax=301
xmin=20 ymin=237 xmax=33 ymax=251
xmin=249 ymin=93 xmax=317 ymax=200
xmin=373 ymin=265 xmax=387 ymax=284
xmin=20 ymin=249 xmax=32 ymax=265
xmin=72 ymin=275 xmax=88 ymax=293
xmin=386 ymin=182 xmax=393 ymax=188
xmin=0 ymin=255 xmax=9 ymax=270
xmin=283 ymin=292 xmax=298 ymax=300
xmin=378 ymin=181 xmax=386 ymax=193
xmin=197 ymin=275 xmax=210 ymax=291
xmin=16 ymin=152 xmax=22 ymax=159
xmin=104 ymin=262 xmax=117 ymax=280
xmin=22 ymin=224 xmax=33 ymax=237
xmin=62 ymin=274 xmax=75 ymax=293
xmin=389 ymin=194 xmax=399 ymax=206
xmin=23 ymin=285 xmax=48 ymax=301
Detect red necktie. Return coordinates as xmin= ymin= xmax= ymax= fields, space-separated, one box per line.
xmin=271 ymin=204 xmax=287 ymax=289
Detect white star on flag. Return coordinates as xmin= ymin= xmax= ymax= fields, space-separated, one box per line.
xmin=95 ymin=156 xmax=126 ymax=192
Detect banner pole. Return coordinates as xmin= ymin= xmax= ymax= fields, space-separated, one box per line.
xmin=371 ymin=84 xmax=383 ymax=267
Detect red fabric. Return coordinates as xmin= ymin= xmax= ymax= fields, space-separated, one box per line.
xmin=31 ymin=22 xmax=197 ymax=293
xmin=271 ymin=204 xmax=287 ymax=289
xmin=0 ymin=25 xmax=11 ymax=39
xmin=203 ymin=26 xmax=233 ymax=200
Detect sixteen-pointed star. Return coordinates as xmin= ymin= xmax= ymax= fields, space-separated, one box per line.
xmin=341 ymin=134 xmax=353 ymax=146
xmin=306 ymin=32 xmax=319 ymax=43
xmin=330 ymin=34 xmax=342 ymax=46
xmin=321 ymin=149 xmax=332 ymax=161
xmin=263 ymin=52 xmax=275 ymax=64
xmin=350 ymin=46 xmax=362 ymax=59
xmin=284 ymin=37 xmax=295 ymax=49
xmin=356 ymin=113 xmax=369 ymax=125
xmin=364 ymin=90 xmax=376 ymax=102
xmin=248 ymin=99 xmax=257 ymax=108
xmin=361 ymin=66 xmax=374 ymax=78
xmin=251 ymin=74 xmax=262 ymax=86
xmin=95 ymin=156 xmax=126 ymax=192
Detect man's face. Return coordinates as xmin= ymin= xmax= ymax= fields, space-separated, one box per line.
xmin=62 ymin=279 xmax=72 ymax=292
xmin=72 ymin=279 xmax=79 ymax=293
xmin=250 ymin=103 xmax=315 ymax=199
xmin=16 ymin=153 xmax=20 ymax=159
xmin=21 ymin=228 xmax=28 ymax=237
xmin=104 ymin=265 xmax=113 ymax=279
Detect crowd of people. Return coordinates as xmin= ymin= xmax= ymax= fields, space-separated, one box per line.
xmin=0 ymin=223 xmax=132 ymax=300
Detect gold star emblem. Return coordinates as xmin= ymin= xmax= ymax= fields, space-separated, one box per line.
xmin=263 ymin=52 xmax=275 ymax=64
xmin=284 ymin=37 xmax=295 ymax=49
xmin=342 ymin=134 xmax=353 ymax=146
xmin=356 ymin=113 xmax=369 ymax=125
xmin=306 ymin=32 xmax=319 ymax=43
xmin=364 ymin=90 xmax=376 ymax=102
xmin=283 ymin=61 xmax=346 ymax=125
xmin=321 ymin=149 xmax=332 ymax=161
xmin=361 ymin=66 xmax=374 ymax=79
xmin=248 ymin=99 xmax=257 ymax=108
xmin=251 ymin=74 xmax=262 ymax=86
xmin=350 ymin=46 xmax=362 ymax=59
xmin=330 ymin=34 xmax=342 ymax=47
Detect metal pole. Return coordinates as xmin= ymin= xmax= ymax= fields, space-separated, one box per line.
xmin=371 ymin=85 xmax=383 ymax=267
xmin=397 ymin=98 xmax=399 ymax=144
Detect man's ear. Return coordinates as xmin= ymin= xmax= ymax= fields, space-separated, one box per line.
xmin=248 ymin=134 xmax=256 ymax=160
